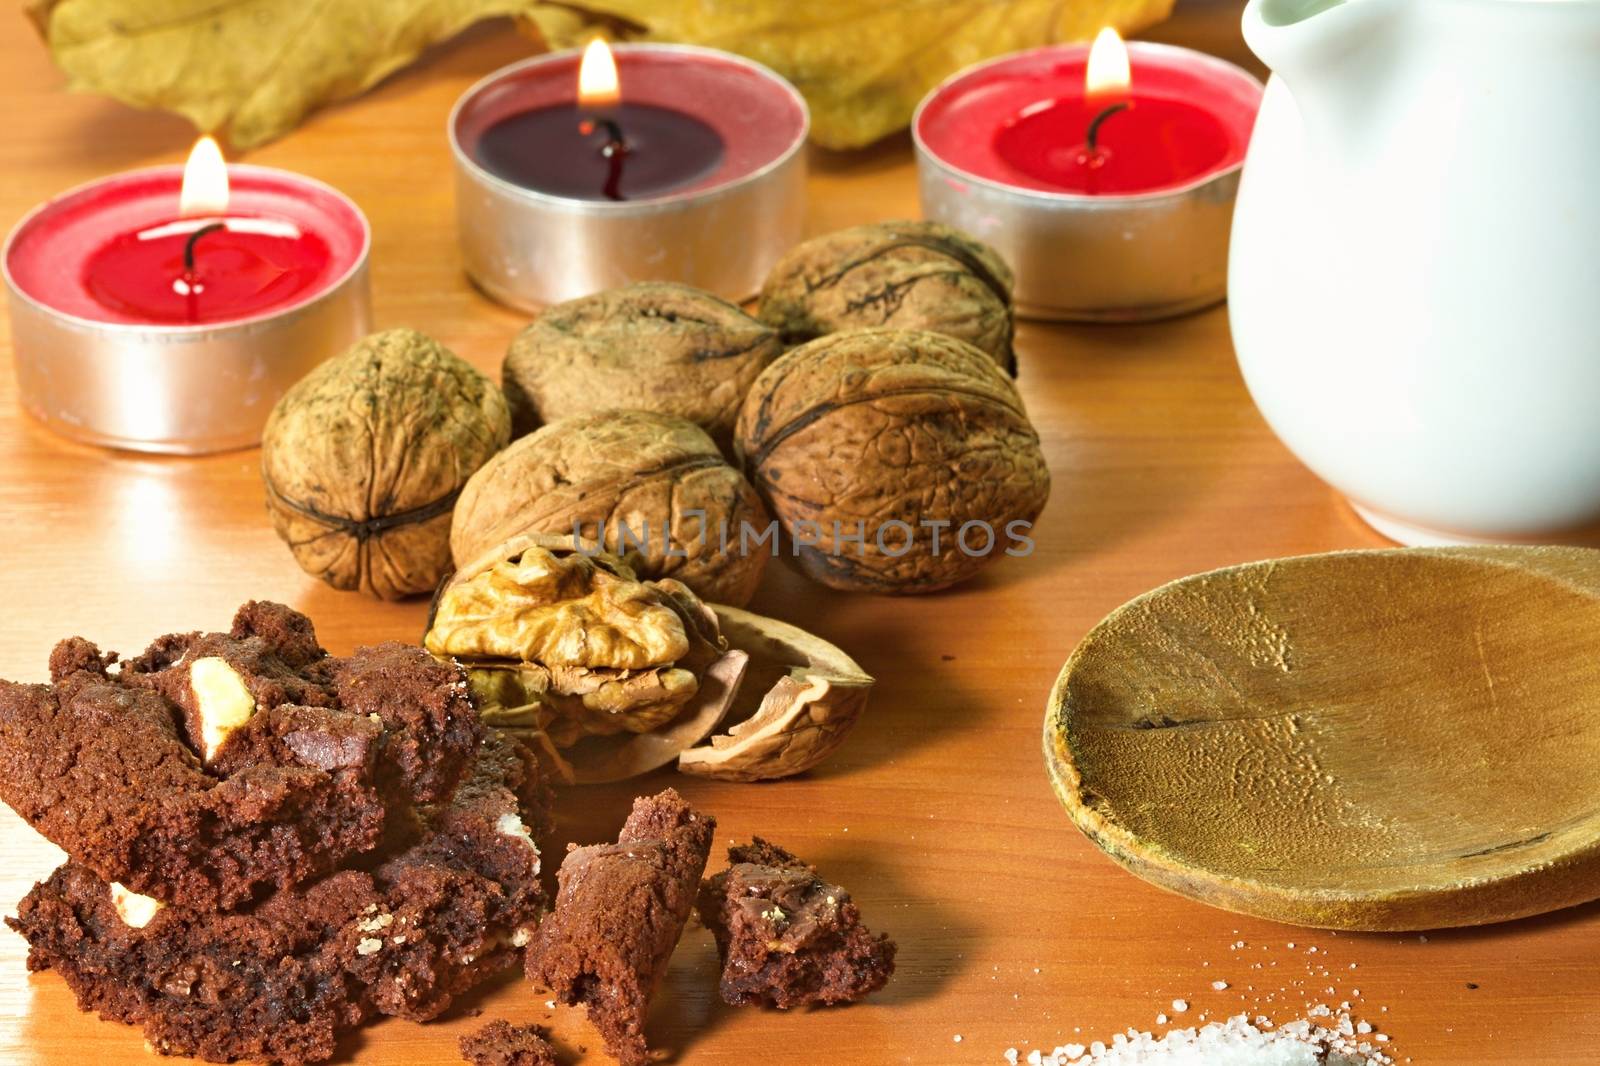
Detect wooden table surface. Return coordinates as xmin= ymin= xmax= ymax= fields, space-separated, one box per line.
xmin=2 ymin=4 xmax=1596 ymax=1064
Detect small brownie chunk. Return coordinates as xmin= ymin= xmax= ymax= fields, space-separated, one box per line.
xmin=0 ymin=602 xmax=483 ymax=911
xmin=524 ymin=789 xmax=713 ymax=1066
xmin=7 ymin=730 xmax=550 ymax=1065
xmin=459 ymin=1019 xmax=557 ymax=1066
xmin=697 ymin=838 xmax=896 ymax=1008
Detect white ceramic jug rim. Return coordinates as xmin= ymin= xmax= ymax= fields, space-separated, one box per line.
xmin=1254 ymin=0 xmax=1599 ymax=28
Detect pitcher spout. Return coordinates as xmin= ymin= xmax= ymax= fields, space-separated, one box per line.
xmin=1242 ymin=0 xmax=1405 ymax=150
xmin=1244 ymin=0 xmax=1398 ymax=73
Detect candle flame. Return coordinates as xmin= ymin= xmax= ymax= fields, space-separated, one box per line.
xmin=578 ymin=38 xmax=621 ymax=109
xmin=1085 ymin=27 xmax=1131 ymax=99
xmin=180 ymin=135 xmax=229 ymax=217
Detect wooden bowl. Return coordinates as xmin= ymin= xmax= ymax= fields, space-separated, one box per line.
xmin=1044 ymin=546 xmax=1600 ymax=931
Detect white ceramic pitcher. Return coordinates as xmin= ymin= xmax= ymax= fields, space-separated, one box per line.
xmin=1230 ymin=0 xmax=1600 ymax=545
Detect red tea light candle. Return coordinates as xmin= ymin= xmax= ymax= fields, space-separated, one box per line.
xmin=914 ymin=30 xmax=1263 ymax=321
xmin=451 ymin=40 xmax=808 ymax=310
xmin=83 ymin=138 xmax=334 ymax=325
xmin=3 ymin=137 xmax=370 ymax=453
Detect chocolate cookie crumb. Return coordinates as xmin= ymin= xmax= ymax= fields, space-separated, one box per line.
xmin=524 ymin=789 xmax=713 ymax=1066
xmin=330 ymin=641 xmax=483 ymax=804
xmin=697 ymin=837 xmax=896 ymax=1008
xmin=459 ymin=1019 xmax=557 ymax=1066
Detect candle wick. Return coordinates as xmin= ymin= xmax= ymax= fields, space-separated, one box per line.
xmin=1086 ymin=101 xmax=1131 ymax=153
xmin=596 ymin=117 xmax=628 ymax=157
xmin=183 ymin=221 xmax=226 ymax=276
xmin=603 ymin=151 xmax=628 ymax=201
xmin=580 ymin=114 xmax=630 ymax=202
xmin=580 ymin=116 xmax=629 ymax=157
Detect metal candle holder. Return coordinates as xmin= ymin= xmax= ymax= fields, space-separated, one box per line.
xmin=914 ymin=42 xmax=1264 ymax=323
xmin=3 ymin=165 xmax=371 ymax=455
xmin=449 ymin=44 xmax=809 ymax=312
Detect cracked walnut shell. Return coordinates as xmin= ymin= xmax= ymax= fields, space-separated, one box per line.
xmin=735 ymin=329 xmax=1050 ymax=593
xmin=501 ymin=283 xmax=783 ymax=449
xmin=758 ymin=220 xmax=1016 ymax=372
xmin=428 ymin=535 xmax=873 ymax=783
xmin=426 ymin=534 xmax=748 ymax=784
xmin=262 ymin=329 xmax=511 ymax=600
xmin=678 ymin=607 xmax=872 ymax=782
xmin=450 ymin=410 xmax=770 ymax=607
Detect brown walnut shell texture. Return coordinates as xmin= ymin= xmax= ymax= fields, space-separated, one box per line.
xmin=263 ymin=328 xmax=511 ymax=601
xmin=758 ymin=220 xmax=1017 ymax=373
xmin=502 ymin=282 xmax=784 ymax=449
xmin=735 ymin=329 xmax=1050 ymax=594
xmin=451 ymin=410 xmax=770 ymax=607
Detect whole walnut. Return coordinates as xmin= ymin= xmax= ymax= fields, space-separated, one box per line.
xmin=262 ymin=328 xmax=510 ymax=600
xmin=735 ymin=329 xmax=1049 ymax=593
xmin=451 ymin=410 xmax=770 ymax=606
xmin=502 ymin=283 xmax=783 ymax=450
xmin=758 ymin=220 xmax=1016 ymax=372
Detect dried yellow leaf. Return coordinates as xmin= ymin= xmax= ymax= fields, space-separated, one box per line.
xmin=29 ymin=0 xmax=1173 ymax=150
xmin=524 ymin=0 xmax=1178 ymax=149
xmin=28 ymin=0 xmax=531 ymax=148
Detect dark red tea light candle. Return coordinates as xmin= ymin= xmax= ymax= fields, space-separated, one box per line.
xmin=450 ymin=41 xmax=808 ymax=310
xmin=2 ymin=138 xmax=371 ymax=453
xmin=913 ymin=30 xmax=1263 ymax=321
xmin=472 ymin=39 xmax=728 ymax=203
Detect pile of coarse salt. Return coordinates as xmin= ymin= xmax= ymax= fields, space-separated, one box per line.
xmin=1002 ymin=1011 xmax=1393 ymax=1066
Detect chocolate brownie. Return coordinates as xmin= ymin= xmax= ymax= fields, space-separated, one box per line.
xmin=355 ymin=732 xmax=549 ymax=1021
xmin=459 ymin=1019 xmax=557 ymax=1066
xmin=327 ymin=641 xmax=483 ymax=804
xmin=124 ymin=602 xmax=482 ymax=803
xmin=120 ymin=600 xmax=342 ymax=752
xmin=524 ymin=789 xmax=713 ymax=1066
xmin=0 ymin=602 xmax=483 ymax=911
xmin=0 ymin=655 xmax=386 ymax=912
xmin=7 ymin=730 xmax=550 ymax=1065
xmin=697 ymin=838 xmax=896 ymax=1008
xmin=12 ymin=863 xmax=372 ymax=1063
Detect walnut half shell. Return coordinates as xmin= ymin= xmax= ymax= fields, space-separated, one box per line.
xmin=678 ymin=607 xmax=873 ymax=782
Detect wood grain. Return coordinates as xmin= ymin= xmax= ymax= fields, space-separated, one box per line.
xmin=1 ymin=3 xmax=1596 ymax=1064
xmin=1047 ymin=546 xmax=1600 ymax=931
